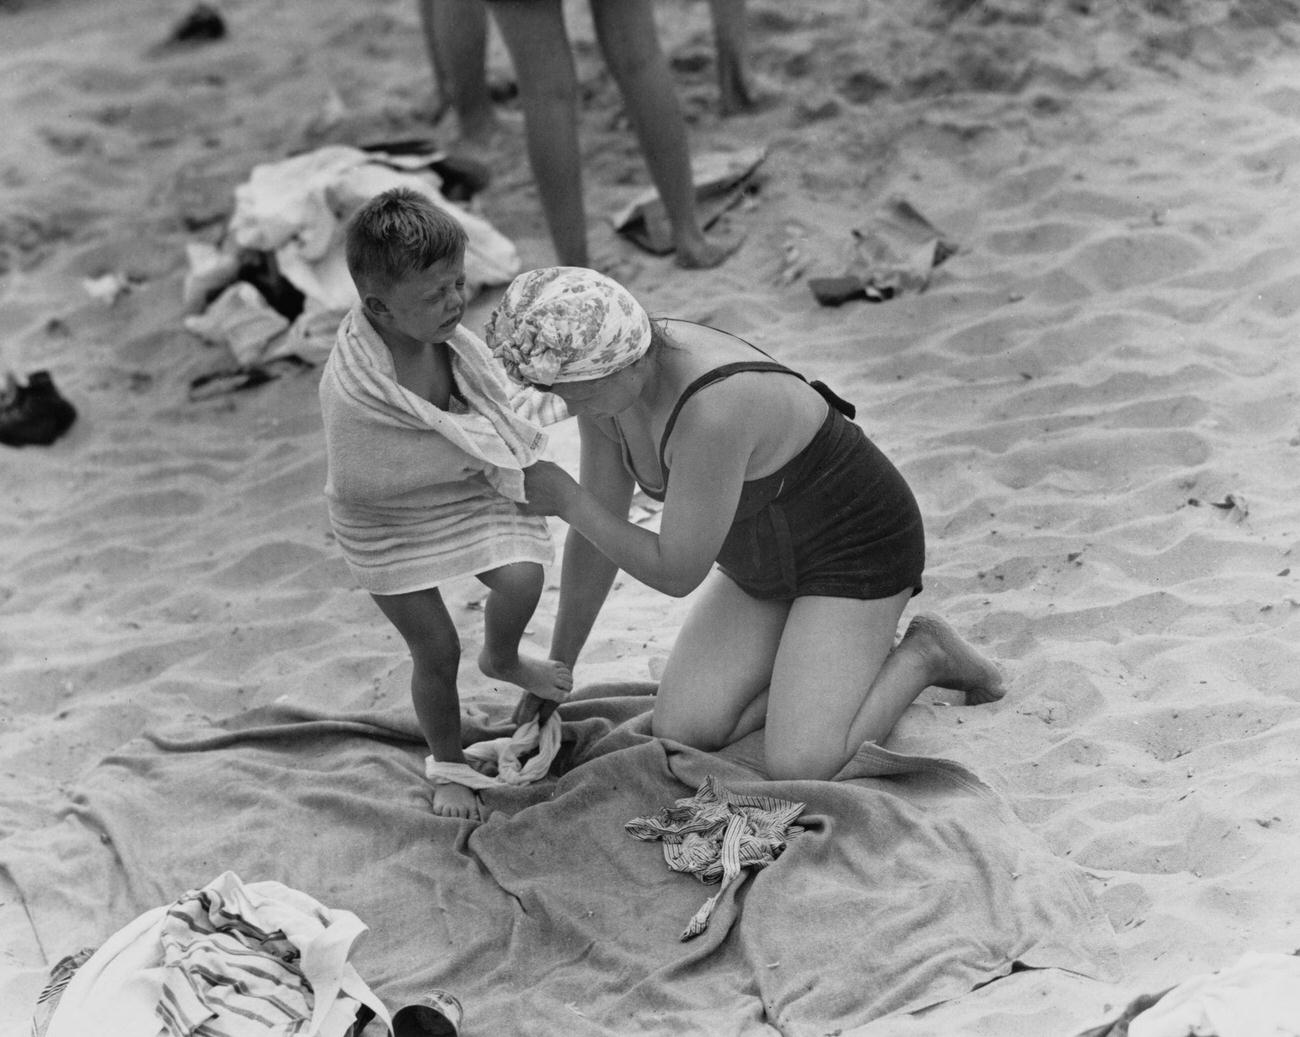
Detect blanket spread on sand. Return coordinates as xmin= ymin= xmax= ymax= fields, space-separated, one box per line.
xmin=0 ymin=690 xmax=1118 ymax=1035
xmin=319 ymin=306 xmax=565 ymax=594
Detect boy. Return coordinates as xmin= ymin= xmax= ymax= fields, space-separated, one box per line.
xmin=319 ymin=188 xmax=570 ymax=820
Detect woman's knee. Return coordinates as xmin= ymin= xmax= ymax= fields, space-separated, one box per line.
xmin=650 ymin=708 xmax=729 ymax=752
xmin=763 ymin=740 xmax=844 ymax=782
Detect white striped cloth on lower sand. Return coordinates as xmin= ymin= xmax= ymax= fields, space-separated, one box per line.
xmin=158 ymin=886 xmax=315 ymax=1034
xmin=626 ymin=775 xmax=805 ymax=941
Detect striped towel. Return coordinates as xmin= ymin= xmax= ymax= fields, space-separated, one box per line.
xmin=626 ymin=776 xmax=805 ymax=940
xmin=30 ymin=948 xmax=95 ymax=1037
xmin=158 ymin=886 xmax=315 ymax=1034
xmin=320 ymin=306 xmax=566 ymax=594
xmin=41 ymin=872 xmax=389 ymax=1037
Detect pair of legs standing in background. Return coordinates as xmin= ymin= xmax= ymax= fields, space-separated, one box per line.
xmin=416 ymin=0 xmax=742 ymax=268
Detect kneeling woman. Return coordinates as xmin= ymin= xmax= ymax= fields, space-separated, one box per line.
xmin=487 ymin=267 xmax=1003 ymax=780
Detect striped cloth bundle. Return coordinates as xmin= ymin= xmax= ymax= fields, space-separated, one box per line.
xmin=626 ymin=775 xmax=805 ymax=940
xmin=157 ymin=884 xmax=317 ymax=1035
xmin=38 ymin=871 xmax=390 ymax=1037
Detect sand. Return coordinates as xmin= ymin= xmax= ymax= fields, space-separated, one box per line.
xmin=2 ymin=0 xmax=1299 ymax=1032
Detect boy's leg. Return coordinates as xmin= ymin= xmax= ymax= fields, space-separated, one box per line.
xmin=483 ymin=0 xmax=588 ymax=266
xmin=590 ymin=0 xmax=740 ymax=269
xmin=416 ymin=0 xmax=497 ymax=142
xmin=476 ymin=562 xmax=573 ymax=702
xmin=371 ymin=588 xmax=480 ymax=819
xmin=763 ymin=594 xmax=1005 ymax=780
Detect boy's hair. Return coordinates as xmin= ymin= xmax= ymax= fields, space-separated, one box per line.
xmin=345 ymin=188 xmax=468 ymax=298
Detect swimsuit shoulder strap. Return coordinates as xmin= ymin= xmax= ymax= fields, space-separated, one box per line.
xmin=652 ymin=320 xmax=856 ymax=479
xmin=657 ymin=360 xmax=798 ymax=479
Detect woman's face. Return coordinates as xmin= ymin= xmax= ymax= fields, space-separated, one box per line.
xmin=547 ymin=368 xmax=639 ymax=417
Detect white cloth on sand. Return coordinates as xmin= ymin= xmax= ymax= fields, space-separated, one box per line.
xmin=189 ymin=144 xmax=521 ymax=366
xmin=44 ymin=871 xmax=391 ymax=1037
xmin=320 ymin=305 xmax=564 ymax=595
xmin=182 ymin=281 xmax=291 ymax=366
xmin=425 ymin=711 xmax=564 ymax=789
xmin=1129 ymin=951 xmax=1300 ymax=1037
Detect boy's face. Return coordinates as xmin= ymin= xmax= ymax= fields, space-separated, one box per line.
xmin=368 ymin=251 xmax=468 ymax=348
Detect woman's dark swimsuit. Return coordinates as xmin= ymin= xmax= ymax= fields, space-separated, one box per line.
xmin=613 ymin=344 xmax=925 ymax=601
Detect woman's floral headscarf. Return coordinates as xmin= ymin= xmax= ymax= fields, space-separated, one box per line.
xmin=486 ymin=267 xmax=651 ymax=386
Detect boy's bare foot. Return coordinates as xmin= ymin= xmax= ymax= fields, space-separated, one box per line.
xmin=478 ymin=649 xmax=573 ymax=703
xmin=900 ymin=613 xmax=1006 ymax=704
xmin=433 ymin=781 xmax=481 ymax=820
xmin=674 ymin=223 xmax=745 ymax=269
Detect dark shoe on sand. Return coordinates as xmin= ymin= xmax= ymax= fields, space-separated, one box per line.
xmin=0 ymin=371 xmax=77 ymax=447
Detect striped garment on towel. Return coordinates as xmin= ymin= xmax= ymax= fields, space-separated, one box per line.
xmin=320 ymin=306 xmax=566 ymax=595
xmin=626 ymin=775 xmax=805 ymax=940
xmin=158 ymin=884 xmax=317 ymax=1034
xmin=41 ymin=871 xmax=390 ymax=1037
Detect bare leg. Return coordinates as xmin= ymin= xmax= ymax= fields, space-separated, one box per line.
xmin=417 ymin=0 xmax=497 ymax=142
xmin=887 ymin=613 xmax=1007 ymax=705
xmin=765 ymin=597 xmax=1004 ymax=779
xmin=485 ymin=0 xmax=589 ymax=265
xmin=707 ymin=0 xmax=754 ymax=115
xmin=590 ymin=0 xmax=742 ymax=268
xmin=476 ymin=562 xmax=573 ymax=701
xmin=652 ymin=572 xmax=790 ymax=748
xmin=372 ymin=588 xmax=481 ymax=819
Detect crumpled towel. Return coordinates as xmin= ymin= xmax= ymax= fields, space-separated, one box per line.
xmin=42 ymin=870 xmax=391 ymax=1037
xmin=808 ymin=196 xmax=958 ymax=306
xmin=183 ymin=280 xmax=291 ymax=366
xmin=425 ymin=711 xmax=563 ymax=789
xmin=626 ymin=775 xmax=805 ymax=940
xmin=1126 ymin=951 xmax=1300 ymax=1037
xmin=612 ymin=146 xmax=766 ymax=255
xmin=187 ymin=144 xmax=521 ymax=369
xmin=229 ymin=144 xmax=519 ymax=307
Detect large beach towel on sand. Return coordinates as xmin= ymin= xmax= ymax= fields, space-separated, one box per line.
xmin=0 ymin=689 xmax=1117 ymax=1035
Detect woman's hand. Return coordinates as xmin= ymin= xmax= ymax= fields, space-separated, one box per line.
xmin=522 ymin=460 xmax=579 ymax=516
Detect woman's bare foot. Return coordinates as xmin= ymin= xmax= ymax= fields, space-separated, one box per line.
xmin=718 ymin=69 xmax=783 ymax=117
xmin=433 ymin=781 xmax=480 ymax=820
xmin=674 ymin=223 xmax=745 ymax=269
xmin=455 ymin=108 xmax=523 ymax=153
xmin=901 ymin=613 xmax=1006 ymax=704
xmin=478 ymin=648 xmax=573 ymax=702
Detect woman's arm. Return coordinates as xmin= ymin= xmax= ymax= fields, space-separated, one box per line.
xmin=526 ymin=397 xmax=751 ymax=598
xmin=549 ymin=417 xmax=636 ymax=667
xmin=515 ymin=419 xmax=634 ymax=726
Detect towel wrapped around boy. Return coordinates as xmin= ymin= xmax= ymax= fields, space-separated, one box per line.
xmin=319 ymin=304 xmax=564 ymax=596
